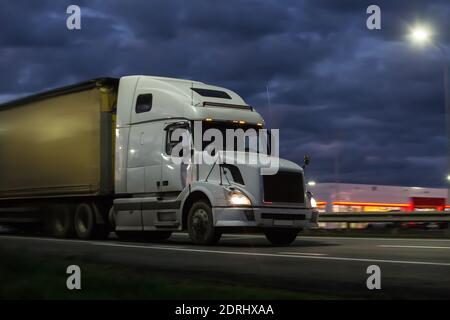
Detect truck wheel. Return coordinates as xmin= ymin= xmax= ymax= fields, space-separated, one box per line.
xmin=187 ymin=201 xmax=221 ymax=245
xmin=264 ymin=229 xmax=299 ymax=246
xmin=46 ymin=204 xmax=75 ymax=238
xmin=74 ymin=202 xmax=109 ymax=240
xmin=143 ymin=231 xmax=172 ymax=242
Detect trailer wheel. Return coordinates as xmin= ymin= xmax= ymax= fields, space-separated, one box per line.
xmin=46 ymin=204 xmax=75 ymax=238
xmin=264 ymin=229 xmax=299 ymax=246
xmin=187 ymin=200 xmax=221 ymax=245
xmin=74 ymin=202 xmax=109 ymax=240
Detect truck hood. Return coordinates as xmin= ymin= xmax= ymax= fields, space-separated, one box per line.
xmin=218 ymin=151 xmax=303 ymax=174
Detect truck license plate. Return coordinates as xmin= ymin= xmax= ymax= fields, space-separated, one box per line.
xmin=273 ymin=219 xmax=294 ymax=226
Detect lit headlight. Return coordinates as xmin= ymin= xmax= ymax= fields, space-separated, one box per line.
xmin=310 ymin=197 xmax=317 ymax=208
xmin=229 ymin=191 xmax=252 ymax=206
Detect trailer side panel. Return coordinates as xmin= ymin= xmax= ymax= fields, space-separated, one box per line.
xmin=0 ymin=87 xmax=113 ymax=199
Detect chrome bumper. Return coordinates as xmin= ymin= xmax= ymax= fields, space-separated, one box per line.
xmin=212 ymin=206 xmax=319 ymax=229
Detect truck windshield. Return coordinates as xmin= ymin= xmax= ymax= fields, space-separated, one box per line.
xmin=198 ymin=121 xmax=271 ymax=154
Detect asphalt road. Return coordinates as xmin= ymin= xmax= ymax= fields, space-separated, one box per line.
xmin=1 ymin=232 xmax=450 ymax=299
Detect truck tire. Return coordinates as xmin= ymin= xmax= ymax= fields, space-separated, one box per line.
xmin=74 ymin=202 xmax=109 ymax=240
xmin=264 ymin=229 xmax=299 ymax=246
xmin=187 ymin=200 xmax=221 ymax=245
xmin=45 ymin=204 xmax=75 ymax=238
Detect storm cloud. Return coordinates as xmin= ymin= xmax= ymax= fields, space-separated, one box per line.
xmin=1 ymin=0 xmax=449 ymax=187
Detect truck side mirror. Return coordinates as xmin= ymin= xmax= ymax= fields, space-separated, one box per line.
xmin=302 ymin=155 xmax=310 ymax=169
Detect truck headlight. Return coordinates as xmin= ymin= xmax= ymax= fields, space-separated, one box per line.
xmin=229 ymin=191 xmax=252 ymax=206
xmin=310 ymin=197 xmax=317 ymax=208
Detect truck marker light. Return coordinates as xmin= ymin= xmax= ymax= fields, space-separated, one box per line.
xmin=205 ymin=118 xmax=213 ymax=121
xmin=310 ymin=197 xmax=317 ymax=208
xmin=238 ymin=120 xmax=246 ymax=124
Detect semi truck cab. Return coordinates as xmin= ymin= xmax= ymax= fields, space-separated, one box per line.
xmin=112 ymin=76 xmax=318 ymax=245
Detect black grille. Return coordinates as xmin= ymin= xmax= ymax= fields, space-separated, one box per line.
xmin=263 ymin=171 xmax=305 ymax=204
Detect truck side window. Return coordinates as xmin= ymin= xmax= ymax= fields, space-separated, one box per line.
xmin=135 ymin=94 xmax=152 ymax=113
xmin=166 ymin=126 xmax=189 ymax=156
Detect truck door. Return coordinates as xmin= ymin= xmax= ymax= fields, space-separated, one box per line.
xmin=160 ymin=121 xmax=191 ymax=193
xmin=127 ymin=92 xmax=163 ymax=194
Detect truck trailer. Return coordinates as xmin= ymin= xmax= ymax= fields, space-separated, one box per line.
xmin=0 ymin=75 xmax=318 ymax=245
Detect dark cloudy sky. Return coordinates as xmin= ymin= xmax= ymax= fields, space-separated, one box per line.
xmin=1 ymin=0 xmax=450 ymax=187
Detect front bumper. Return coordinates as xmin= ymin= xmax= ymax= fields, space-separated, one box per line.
xmin=212 ymin=206 xmax=319 ymax=229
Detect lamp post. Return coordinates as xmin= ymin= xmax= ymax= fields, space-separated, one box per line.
xmin=409 ymin=25 xmax=450 ymax=207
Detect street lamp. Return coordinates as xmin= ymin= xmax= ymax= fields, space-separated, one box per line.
xmin=408 ymin=25 xmax=450 ymax=203
xmin=409 ymin=26 xmax=432 ymax=45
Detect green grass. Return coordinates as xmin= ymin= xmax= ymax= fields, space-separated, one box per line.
xmin=0 ymin=246 xmax=335 ymax=299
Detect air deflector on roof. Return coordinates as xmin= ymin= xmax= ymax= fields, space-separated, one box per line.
xmin=191 ymin=88 xmax=231 ymax=99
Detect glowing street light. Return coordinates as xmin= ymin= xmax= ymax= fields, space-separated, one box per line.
xmin=307 ymin=181 xmax=316 ymax=186
xmin=407 ymin=24 xmax=450 ymax=203
xmin=409 ymin=26 xmax=432 ymax=45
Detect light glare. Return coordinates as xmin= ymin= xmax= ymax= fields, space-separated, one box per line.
xmin=310 ymin=197 xmax=317 ymax=208
xmin=229 ymin=192 xmax=251 ymax=206
xmin=410 ymin=26 xmax=431 ymax=44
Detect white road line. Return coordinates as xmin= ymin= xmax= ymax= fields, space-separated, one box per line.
xmin=92 ymin=242 xmax=450 ymax=267
xmin=2 ymin=235 xmax=450 ymax=267
xmin=0 ymin=235 xmax=92 ymax=244
xmin=301 ymin=236 xmax=450 ymax=242
xmin=278 ymin=252 xmax=326 ymax=256
xmin=379 ymin=245 xmax=450 ymax=250
xmin=175 ymin=233 xmax=450 ymax=243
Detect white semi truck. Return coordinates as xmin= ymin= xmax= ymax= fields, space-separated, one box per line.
xmin=0 ymin=76 xmax=318 ymax=245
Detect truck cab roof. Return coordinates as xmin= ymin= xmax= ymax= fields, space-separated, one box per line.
xmin=116 ymin=75 xmax=264 ymax=127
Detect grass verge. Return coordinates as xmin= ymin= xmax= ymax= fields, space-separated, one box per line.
xmin=0 ymin=245 xmax=335 ymax=300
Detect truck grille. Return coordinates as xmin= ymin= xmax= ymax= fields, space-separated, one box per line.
xmin=263 ymin=171 xmax=305 ymax=204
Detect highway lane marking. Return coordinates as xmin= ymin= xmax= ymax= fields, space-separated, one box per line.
xmin=301 ymin=236 xmax=450 ymax=242
xmin=379 ymin=245 xmax=450 ymax=250
xmin=175 ymin=232 xmax=450 ymax=243
xmin=278 ymin=252 xmax=326 ymax=256
xmin=3 ymin=232 xmax=450 ymax=243
xmin=2 ymin=235 xmax=450 ymax=267
xmin=0 ymin=235 xmax=93 ymax=244
xmin=92 ymin=242 xmax=450 ymax=267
